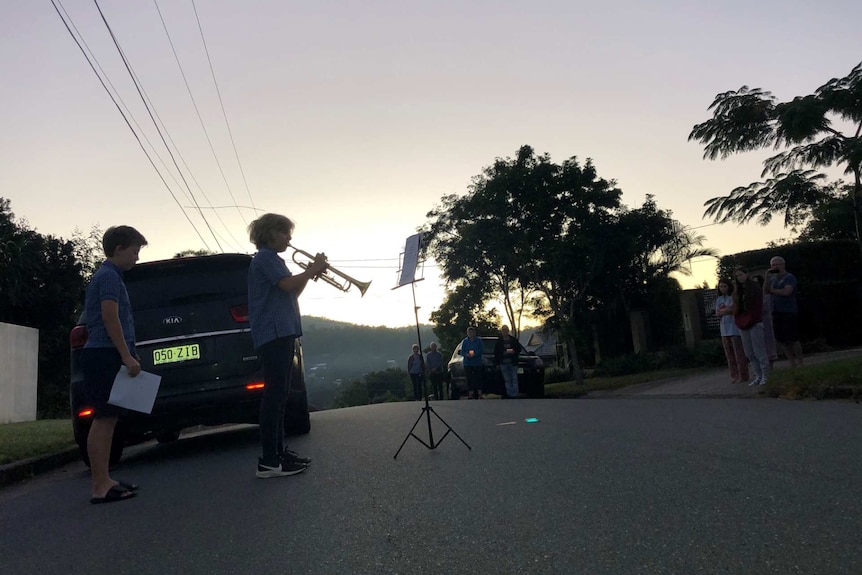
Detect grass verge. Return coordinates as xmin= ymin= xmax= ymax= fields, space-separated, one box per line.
xmin=0 ymin=419 xmax=76 ymax=466
xmin=545 ymin=367 xmax=710 ymax=398
xmin=763 ymin=357 xmax=862 ymax=400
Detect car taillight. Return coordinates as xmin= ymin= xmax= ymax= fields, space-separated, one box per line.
xmin=230 ymin=305 xmax=249 ymax=323
xmin=245 ymin=382 xmax=264 ymax=390
xmin=70 ymin=325 xmax=88 ymax=349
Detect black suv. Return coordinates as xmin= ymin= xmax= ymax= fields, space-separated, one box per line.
xmin=447 ymin=337 xmax=545 ymax=399
xmin=69 ymin=253 xmax=310 ymax=465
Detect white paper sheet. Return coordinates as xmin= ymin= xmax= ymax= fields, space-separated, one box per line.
xmin=108 ymin=368 xmax=162 ymax=414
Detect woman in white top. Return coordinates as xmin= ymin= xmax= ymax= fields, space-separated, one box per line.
xmin=715 ymin=278 xmax=749 ymax=383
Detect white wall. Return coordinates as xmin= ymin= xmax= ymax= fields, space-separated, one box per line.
xmin=0 ymin=322 xmax=39 ymax=424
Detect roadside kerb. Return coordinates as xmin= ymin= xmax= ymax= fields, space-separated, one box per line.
xmin=0 ymin=448 xmax=80 ymax=488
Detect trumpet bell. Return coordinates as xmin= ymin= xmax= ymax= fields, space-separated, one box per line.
xmin=289 ymin=244 xmax=372 ymax=297
xmin=355 ymin=280 xmax=372 ymax=297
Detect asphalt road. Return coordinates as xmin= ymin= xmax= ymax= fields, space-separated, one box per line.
xmin=1 ymin=396 xmax=861 ymax=575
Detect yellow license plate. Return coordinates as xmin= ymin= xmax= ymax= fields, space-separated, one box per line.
xmin=153 ymin=344 xmax=201 ymax=365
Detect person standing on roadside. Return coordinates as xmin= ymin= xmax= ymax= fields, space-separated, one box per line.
xmin=407 ymin=344 xmax=426 ymax=401
xmin=764 ymin=256 xmax=805 ymax=367
xmin=752 ymin=274 xmax=779 ymax=368
xmin=714 ymin=279 xmax=749 ymax=384
xmin=425 ymin=342 xmax=444 ymax=400
xmin=733 ymin=267 xmax=770 ymax=386
xmin=494 ymin=325 xmax=521 ymax=398
xmin=80 ymin=225 xmax=148 ymax=504
xmin=247 ymin=213 xmax=326 ymax=479
xmin=460 ymin=326 xmax=484 ymax=399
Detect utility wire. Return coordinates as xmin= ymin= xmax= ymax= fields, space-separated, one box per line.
xmin=50 ymin=0 xmax=211 ymax=251
xmin=153 ymin=0 xmax=248 ymax=246
xmin=92 ymin=0 xmax=223 ymax=252
xmin=54 ymin=0 xmax=202 ymax=213
xmin=191 ymin=0 xmax=257 ymax=217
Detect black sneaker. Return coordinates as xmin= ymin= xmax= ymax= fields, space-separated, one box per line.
xmin=256 ymin=458 xmax=306 ymax=479
xmin=281 ymin=450 xmax=311 ymax=467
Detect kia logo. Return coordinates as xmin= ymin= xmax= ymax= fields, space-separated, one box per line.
xmin=162 ymin=316 xmax=183 ymax=325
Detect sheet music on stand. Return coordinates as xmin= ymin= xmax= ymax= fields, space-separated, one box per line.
xmin=396 ymin=232 xmax=423 ymax=288
xmin=392 ymin=231 xmax=470 ymax=458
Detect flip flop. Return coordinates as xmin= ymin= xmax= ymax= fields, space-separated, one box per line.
xmin=118 ymin=480 xmax=139 ymax=492
xmin=90 ymin=485 xmax=136 ymax=505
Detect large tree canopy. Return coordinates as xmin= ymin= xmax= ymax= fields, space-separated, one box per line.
xmin=424 ymin=146 xmax=708 ymax=378
xmin=690 ymin=62 xmax=862 ymax=254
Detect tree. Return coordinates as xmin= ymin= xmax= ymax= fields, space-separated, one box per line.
xmin=332 ymin=381 xmax=369 ymax=408
xmin=175 ymin=249 xmax=216 ymax=258
xmin=796 ymin=182 xmax=858 ymax=242
xmin=583 ymin=197 xmax=716 ymax=355
xmin=70 ymin=224 xmax=104 ymax=282
xmin=429 ymin=284 xmax=501 ymax=354
xmin=426 ymin=148 xmax=712 ymax=376
xmin=425 ymin=146 xmax=626 ymax=383
xmin=689 ymin=62 xmax=862 ymax=256
xmin=364 ymin=368 xmax=409 ymax=402
xmin=0 ymin=198 xmax=87 ymax=416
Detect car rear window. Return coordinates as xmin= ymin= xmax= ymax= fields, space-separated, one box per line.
xmin=125 ymin=256 xmax=250 ymax=310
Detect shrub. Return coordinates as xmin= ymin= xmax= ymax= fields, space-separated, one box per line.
xmin=593 ymin=339 xmax=725 ymax=377
xmin=543 ymin=367 xmax=571 ymax=385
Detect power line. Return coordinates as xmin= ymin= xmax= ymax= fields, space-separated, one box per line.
xmin=153 ymin=0 xmax=248 ymax=245
xmin=54 ymin=0 xmax=201 ymax=213
xmin=191 ymin=0 xmax=257 ymax=217
xmin=50 ymin=0 xmax=212 ymax=251
xmin=91 ymin=0 xmax=223 ymax=251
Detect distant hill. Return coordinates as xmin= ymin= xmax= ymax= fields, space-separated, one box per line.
xmin=300 ymin=315 xmax=440 ymax=380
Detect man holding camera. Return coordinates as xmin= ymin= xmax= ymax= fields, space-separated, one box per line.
xmin=764 ymin=256 xmax=804 ymax=367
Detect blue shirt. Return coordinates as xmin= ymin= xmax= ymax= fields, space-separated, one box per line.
xmin=84 ymin=260 xmax=136 ymax=353
xmin=248 ymin=248 xmax=302 ymax=349
xmin=459 ymin=336 xmax=484 ymax=367
xmin=769 ymin=272 xmax=798 ymax=313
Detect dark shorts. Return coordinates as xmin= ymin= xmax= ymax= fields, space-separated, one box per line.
xmin=79 ymin=347 xmax=125 ymax=418
xmin=772 ymin=311 xmax=799 ymax=344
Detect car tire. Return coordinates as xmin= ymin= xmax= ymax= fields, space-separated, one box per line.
xmin=73 ymin=420 xmax=125 ymax=467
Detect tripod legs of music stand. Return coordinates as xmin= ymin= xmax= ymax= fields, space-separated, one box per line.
xmin=393 ymin=400 xmax=471 ymax=459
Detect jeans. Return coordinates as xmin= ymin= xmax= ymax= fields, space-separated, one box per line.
xmin=500 ymin=363 xmax=519 ymax=397
xmin=739 ymin=323 xmax=769 ymax=381
xmin=258 ymin=336 xmax=295 ymax=464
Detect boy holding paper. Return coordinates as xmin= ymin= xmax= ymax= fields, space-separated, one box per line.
xmin=80 ymin=225 xmax=147 ymax=504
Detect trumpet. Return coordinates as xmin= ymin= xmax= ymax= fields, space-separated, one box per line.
xmin=290 ymin=245 xmax=372 ymax=297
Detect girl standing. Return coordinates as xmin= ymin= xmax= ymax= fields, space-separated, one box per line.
xmin=732 ymin=267 xmax=770 ymax=386
xmin=715 ymin=279 xmax=749 ymax=383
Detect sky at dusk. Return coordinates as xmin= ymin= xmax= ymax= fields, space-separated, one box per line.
xmin=2 ymin=1 xmax=860 ymax=328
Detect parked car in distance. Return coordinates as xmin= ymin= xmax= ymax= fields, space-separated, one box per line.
xmin=69 ymin=253 xmax=310 ymax=466
xmin=447 ymin=337 xmax=545 ymax=398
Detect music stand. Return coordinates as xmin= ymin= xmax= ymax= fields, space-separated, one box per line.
xmin=392 ymin=233 xmax=471 ymax=459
